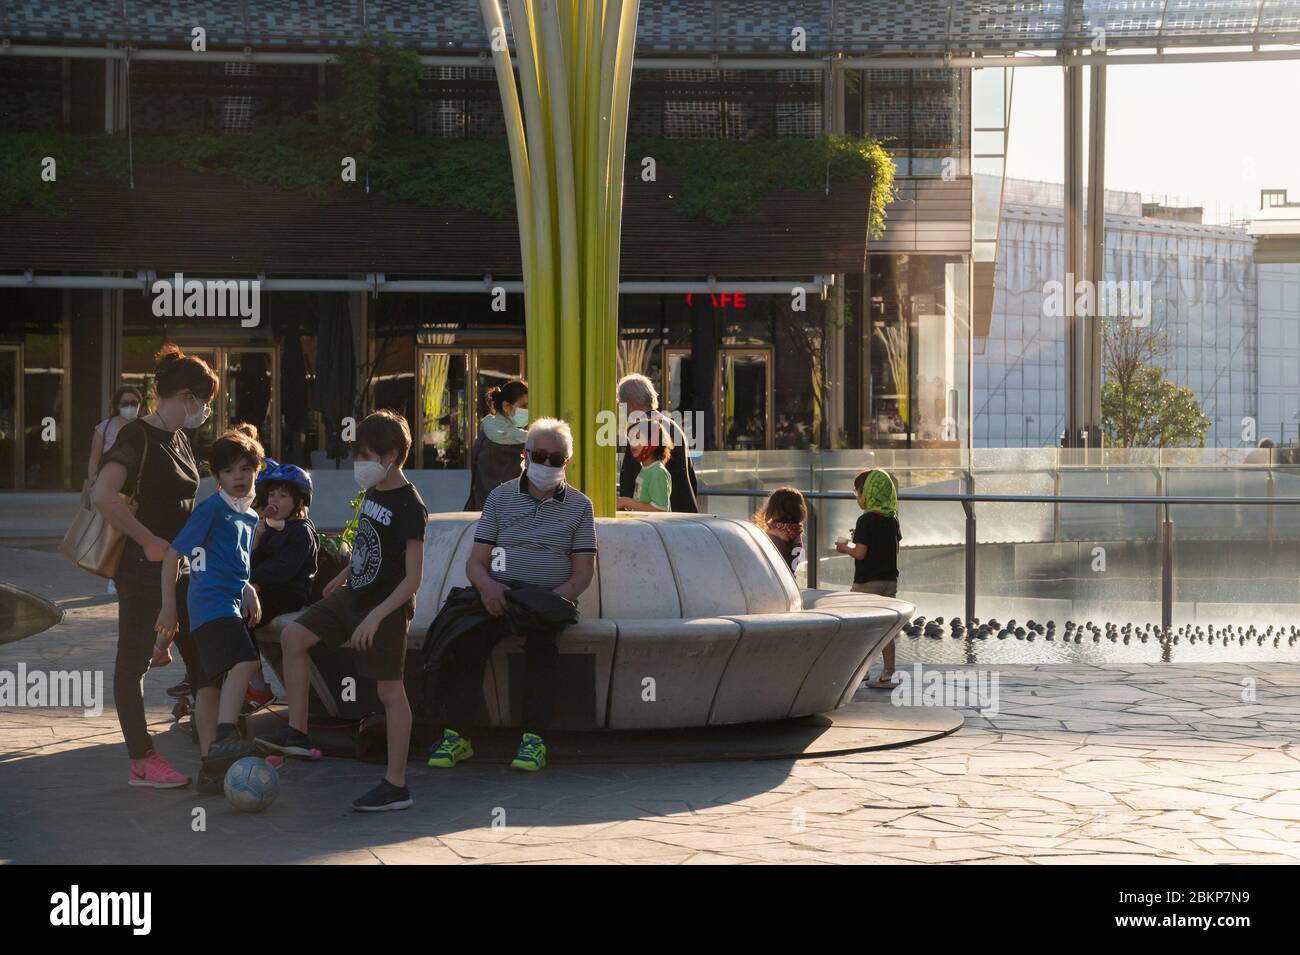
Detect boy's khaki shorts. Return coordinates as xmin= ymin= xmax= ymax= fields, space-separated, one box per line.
xmin=295 ymin=588 xmax=412 ymax=682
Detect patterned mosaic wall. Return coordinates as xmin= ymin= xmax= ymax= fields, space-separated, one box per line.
xmin=4 ymin=1 xmax=1298 ymax=52
xmin=864 ymin=68 xmax=966 ymax=176
xmin=628 ymin=69 xmax=823 ymax=140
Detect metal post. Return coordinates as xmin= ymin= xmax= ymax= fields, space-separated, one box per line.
xmin=963 ymin=498 xmax=977 ymax=624
xmin=1063 ymin=56 xmax=1086 ymax=448
xmin=1267 ymin=468 xmax=1276 ymax=544
xmin=1161 ymin=501 xmax=1174 ymax=634
xmin=1053 ymin=465 xmax=1062 ymax=542
xmin=1085 ymin=61 xmax=1107 ymax=456
xmin=962 ymin=470 xmax=976 ymax=622
xmin=1154 ymin=468 xmax=1163 ymax=541
xmin=805 ymin=499 xmax=819 ymax=590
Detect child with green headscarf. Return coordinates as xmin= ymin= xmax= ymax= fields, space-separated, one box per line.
xmin=836 ymin=468 xmax=902 ymax=688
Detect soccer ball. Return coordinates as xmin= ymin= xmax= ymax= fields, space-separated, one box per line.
xmin=224 ymin=756 xmax=279 ymax=812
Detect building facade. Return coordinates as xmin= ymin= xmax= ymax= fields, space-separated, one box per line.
xmin=976 ymin=179 xmax=1300 ymax=449
xmin=3 ymin=2 xmax=1298 ymax=490
xmin=0 ymin=3 xmax=972 ymax=490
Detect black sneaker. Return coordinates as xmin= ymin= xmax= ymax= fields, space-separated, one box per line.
xmin=196 ymin=762 xmax=225 ymax=796
xmin=255 ymin=724 xmax=316 ymax=759
xmin=166 ymin=680 xmax=193 ymax=699
xmin=206 ymin=731 xmax=255 ymax=772
xmin=352 ymin=779 xmax=413 ymax=813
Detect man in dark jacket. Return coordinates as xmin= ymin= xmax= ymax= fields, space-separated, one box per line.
xmin=615 ymin=373 xmax=699 ymax=513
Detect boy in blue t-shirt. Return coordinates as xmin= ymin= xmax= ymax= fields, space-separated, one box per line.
xmin=155 ymin=423 xmax=265 ymax=794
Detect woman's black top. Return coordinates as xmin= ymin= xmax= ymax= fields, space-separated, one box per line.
xmin=101 ymin=417 xmax=200 ymax=544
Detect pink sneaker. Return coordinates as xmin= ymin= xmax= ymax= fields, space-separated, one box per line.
xmin=128 ymin=749 xmax=191 ymax=789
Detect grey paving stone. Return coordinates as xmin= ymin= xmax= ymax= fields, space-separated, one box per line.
xmin=5 ymin=545 xmax=1300 ymax=864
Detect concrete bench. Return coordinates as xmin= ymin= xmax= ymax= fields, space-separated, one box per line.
xmin=257 ymin=512 xmax=913 ymax=730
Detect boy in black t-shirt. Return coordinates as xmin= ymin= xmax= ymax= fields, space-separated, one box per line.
xmin=836 ymin=468 xmax=902 ymax=688
xmin=256 ymin=411 xmax=427 ymax=812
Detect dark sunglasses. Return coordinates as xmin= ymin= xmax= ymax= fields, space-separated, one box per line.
xmin=529 ymin=449 xmax=566 ymax=468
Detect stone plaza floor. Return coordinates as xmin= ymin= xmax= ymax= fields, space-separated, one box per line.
xmin=3 ymin=544 xmax=1300 ymax=865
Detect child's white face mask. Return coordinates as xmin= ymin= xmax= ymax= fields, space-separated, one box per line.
xmin=354 ymin=459 xmax=390 ymax=489
xmin=219 ymin=487 xmax=255 ymax=512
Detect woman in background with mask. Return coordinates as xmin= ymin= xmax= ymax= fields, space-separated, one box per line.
xmin=92 ymin=344 xmax=221 ymax=788
xmin=88 ymin=385 xmax=144 ymax=484
xmin=464 ymin=379 xmax=529 ymax=511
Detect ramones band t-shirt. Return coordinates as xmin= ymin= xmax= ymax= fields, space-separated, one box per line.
xmin=348 ymin=483 xmax=428 ymax=612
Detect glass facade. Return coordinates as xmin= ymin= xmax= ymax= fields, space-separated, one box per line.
xmin=0 ymin=52 xmax=982 ymax=488
xmin=117 ymin=292 xmax=325 ymax=470
xmin=619 ymin=293 xmax=827 ymax=451
xmin=863 ymin=68 xmax=968 ymax=177
xmin=865 ymin=254 xmax=970 ymax=448
xmin=370 ymin=292 xmax=527 ymax=470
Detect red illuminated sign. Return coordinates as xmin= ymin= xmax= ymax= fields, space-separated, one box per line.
xmin=685 ymin=293 xmax=747 ymax=309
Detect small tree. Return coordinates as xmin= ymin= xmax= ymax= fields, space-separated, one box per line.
xmin=1102 ymin=365 xmax=1210 ymax=447
xmin=1102 ymin=316 xmax=1210 ymax=448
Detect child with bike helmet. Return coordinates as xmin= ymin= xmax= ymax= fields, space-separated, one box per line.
xmin=243 ymin=460 xmax=319 ymax=713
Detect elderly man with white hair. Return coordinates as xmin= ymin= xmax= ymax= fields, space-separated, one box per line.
xmin=428 ymin=417 xmax=596 ymax=773
xmin=615 ymin=372 xmax=699 ymax=514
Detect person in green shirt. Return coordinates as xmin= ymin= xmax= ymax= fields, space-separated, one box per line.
xmin=617 ymin=418 xmax=673 ymax=512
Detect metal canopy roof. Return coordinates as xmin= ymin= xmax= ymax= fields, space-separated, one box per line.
xmin=2 ymin=1 xmax=1298 ymax=55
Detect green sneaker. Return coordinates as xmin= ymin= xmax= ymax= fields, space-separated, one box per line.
xmin=427 ymin=729 xmax=474 ymax=768
xmin=511 ymin=733 xmax=547 ymax=772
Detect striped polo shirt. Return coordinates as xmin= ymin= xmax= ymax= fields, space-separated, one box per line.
xmin=474 ymin=473 xmax=598 ymax=588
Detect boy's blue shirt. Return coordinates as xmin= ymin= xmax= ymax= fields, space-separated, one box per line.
xmin=171 ymin=492 xmax=258 ymax=630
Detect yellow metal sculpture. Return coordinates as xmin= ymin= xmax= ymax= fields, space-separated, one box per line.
xmin=479 ymin=0 xmax=640 ymax=516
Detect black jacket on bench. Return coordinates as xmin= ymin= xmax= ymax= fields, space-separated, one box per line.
xmin=420 ymin=584 xmax=578 ymax=710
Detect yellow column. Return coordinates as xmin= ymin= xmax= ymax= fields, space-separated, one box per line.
xmin=480 ymin=0 xmax=639 ymax=516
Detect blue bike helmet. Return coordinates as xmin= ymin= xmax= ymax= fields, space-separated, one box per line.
xmin=256 ymin=459 xmax=313 ymax=507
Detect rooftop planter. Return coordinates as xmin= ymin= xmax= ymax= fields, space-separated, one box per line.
xmin=2 ymin=128 xmax=893 ymax=237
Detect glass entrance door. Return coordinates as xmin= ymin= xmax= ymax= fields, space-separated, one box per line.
xmin=224 ymin=348 xmax=278 ymax=459
xmin=416 ymin=348 xmax=524 ymax=469
xmin=417 ymin=349 xmax=469 ymax=469
xmin=662 ymin=347 xmax=697 ymax=419
xmin=0 ymin=347 xmax=21 ymax=490
xmin=174 ymin=345 xmax=278 ymax=466
xmin=662 ymin=346 xmax=774 ymax=450
xmin=719 ymin=348 xmax=773 ymax=450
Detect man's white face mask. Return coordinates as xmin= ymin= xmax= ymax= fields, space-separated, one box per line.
xmin=526 ymin=445 xmax=566 ymax=492
xmin=527 ymin=461 xmax=565 ymax=492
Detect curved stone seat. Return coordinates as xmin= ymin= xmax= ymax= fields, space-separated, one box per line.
xmin=257 ymin=512 xmax=913 ymax=729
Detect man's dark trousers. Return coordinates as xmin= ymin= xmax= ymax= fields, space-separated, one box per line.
xmin=445 ymin=626 xmax=558 ymax=734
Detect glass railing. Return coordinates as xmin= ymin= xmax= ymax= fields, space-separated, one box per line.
xmin=697 ymin=453 xmax=1300 ymax=636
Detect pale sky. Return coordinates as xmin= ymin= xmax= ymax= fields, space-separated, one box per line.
xmin=1005 ymin=58 xmax=1300 ymax=225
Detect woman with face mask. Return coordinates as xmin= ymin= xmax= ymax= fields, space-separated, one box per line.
xmin=464 ymin=379 xmax=530 ymax=511
xmin=91 ymin=344 xmax=222 ymax=789
xmin=88 ymin=386 xmax=145 ymax=484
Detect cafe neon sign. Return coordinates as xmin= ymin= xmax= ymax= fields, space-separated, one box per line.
xmin=684 ymin=293 xmax=748 ymax=309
